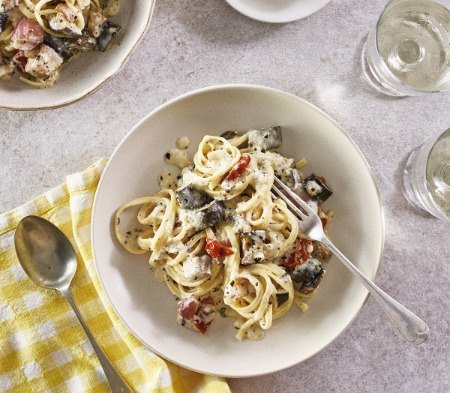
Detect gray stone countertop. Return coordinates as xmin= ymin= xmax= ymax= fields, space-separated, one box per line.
xmin=1 ymin=1 xmax=449 ymax=392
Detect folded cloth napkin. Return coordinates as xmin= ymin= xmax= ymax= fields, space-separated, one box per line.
xmin=0 ymin=160 xmax=230 ymax=393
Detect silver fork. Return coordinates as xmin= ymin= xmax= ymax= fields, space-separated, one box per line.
xmin=272 ymin=176 xmax=429 ymax=345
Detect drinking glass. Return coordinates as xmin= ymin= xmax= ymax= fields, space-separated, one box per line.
xmin=361 ymin=0 xmax=450 ymax=96
xmin=403 ymin=128 xmax=450 ymax=221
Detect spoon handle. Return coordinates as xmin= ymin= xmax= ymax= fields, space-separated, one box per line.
xmin=62 ymin=289 xmax=134 ymax=393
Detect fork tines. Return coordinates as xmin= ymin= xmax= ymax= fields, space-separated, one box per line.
xmin=272 ymin=176 xmax=311 ymax=222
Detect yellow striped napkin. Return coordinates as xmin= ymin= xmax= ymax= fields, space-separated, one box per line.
xmin=0 ymin=160 xmax=230 ymax=393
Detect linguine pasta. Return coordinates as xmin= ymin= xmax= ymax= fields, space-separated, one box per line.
xmin=115 ymin=127 xmax=334 ymax=340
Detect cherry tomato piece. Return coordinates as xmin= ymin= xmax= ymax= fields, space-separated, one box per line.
xmin=281 ymin=238 xmax=313 ymax=269
xmin=205 ymin=239 xmax=234 ymax=258
xmin=224 ymin=155 xmax=250 ymax=181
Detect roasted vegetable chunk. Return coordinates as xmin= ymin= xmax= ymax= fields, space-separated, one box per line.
xmin=72 ymin=34 xmax=97 ymax=51
xmin=247 ymin=126 xmax=282 ymax=151
xmin=0 ymin=12 xmax=8 ymax=32
xmin=44 ymin=34 xmax=73 ymax=61
xmin=200 ymin=200 xmax=226 ymax=228
xmin=221 ymin=130 xmax=239 ymax=140
xmin=276 ymin=293 xmax=289 ymax=306
xmin=180 ymin=200 xmax=226 ymax=231
xmin=303 ymin=173 xmax=333 ymax=202
xmin=289 ymin=257 xmax=324 ymax=294
xmin=96 ymin=21 xmax=120 ymax=52
xmin=177 ymin=184 xmax=212 ymax=209
xmin=194 ymin=201 xmax=226 ymax=230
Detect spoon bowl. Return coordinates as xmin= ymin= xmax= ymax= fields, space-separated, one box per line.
xmin=14 ymin=216 xmax=77 ymax=291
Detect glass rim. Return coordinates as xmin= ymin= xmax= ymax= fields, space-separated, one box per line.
xmin=374 ymin=0 xmax=450 ymax=94
xmin=426 ymin=128 xmax=450 ymax=171
xmin=424 ymin=128 xmax=450 ymax=220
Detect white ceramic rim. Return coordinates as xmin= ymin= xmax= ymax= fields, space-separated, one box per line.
xmin=92 ymin=83 xmax=386 ymax=377
xmin=0 ymin=1 xmax=156 ymax=111
xmin=225 ymin=0 xmax=331 ymax=23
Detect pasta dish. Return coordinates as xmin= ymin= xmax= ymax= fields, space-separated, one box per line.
xmin=0 ymin=0 xmax=120 ymax=87
xmin=115 ymin=127 xmax=334 ymax=340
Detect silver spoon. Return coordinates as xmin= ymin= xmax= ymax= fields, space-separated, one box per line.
xmin=15 ymin=215 xmax=133 ymax=393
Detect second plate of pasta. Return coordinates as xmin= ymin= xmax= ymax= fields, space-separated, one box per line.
xmin=0 ymin=0 xmax=155 ymax=109
xmin=92 ymin=84 xmax=384 ymax=377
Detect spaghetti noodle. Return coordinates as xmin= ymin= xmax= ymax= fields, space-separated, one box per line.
xmin=115 ymin=127 xmax=334 ymax=340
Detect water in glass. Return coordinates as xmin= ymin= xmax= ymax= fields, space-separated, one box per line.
xmin=363 ymin=0 xmax=450 ymax=95
xmin=378 ymin=0 xmax=450 ymax=91
xmin=403 ymin=129 xmax=450 ymax=220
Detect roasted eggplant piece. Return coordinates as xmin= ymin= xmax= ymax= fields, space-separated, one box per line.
xmin=200 ymin=200 xmax=226 ymax=228
xmin=182 ymin=200 xmax=226 ymax=231
xmin=72 ymin=33 xmax=97 ymax=51
xmin=303 ymin=173 xmax=333 ymax=202
xmin=96 ymin=21 xmax=120 ymax=52
xmin=240 ymin=230 xmax=266 ymax=265
xmin=221 ymin=130 xmax=240 ymax=140
xmin=276 ymin=293 xmax=289 ymax=306
xmin=0 ymin=13 xmax=8 ymax=33
xmin=247 ymin=126 xmax=282 ymax=151
xmin=177 ymin=184 xmax=212 ymax=210
xmin=43 ymin=34 xmax=73 ymax=61
xmin=289 ymin=257 xmax=324 ymax=294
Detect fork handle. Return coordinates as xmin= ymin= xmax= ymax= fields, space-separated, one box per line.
xmin=321 ymin=238 xmax=429 ymax=345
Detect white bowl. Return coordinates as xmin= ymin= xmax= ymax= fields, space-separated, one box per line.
xmin=0 ymin=1 xmax=155 ymax=110
xmin=92 ymin=84 xmax=385 ymax=377
xmin=225 ymin=0 xmax=331 ymax=23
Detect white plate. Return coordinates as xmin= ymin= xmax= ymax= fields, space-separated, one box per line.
xmin=92 ymin=84 xmax=385 ymax=377
xmin=0 ymin=0 xmax=155 ymax=110
xmin=225 ymin=0 xmax=332 ymax=23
